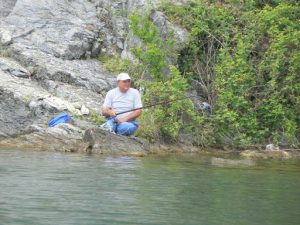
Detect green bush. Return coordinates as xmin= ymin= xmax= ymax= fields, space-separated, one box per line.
xmin=90 ymin=111 xmax=106 ymax=125
xmin=98 ymin=54 xmax=144 ymax=83
xmin=214 ymin=3 xmax=300 ymax=146
xmin=129 ymin=12 xmax=199 ymax=141
xmin=160 ymin=0 xmax=299 ymax=147
xmin=0 ymin=45 xmax=13 ymax=57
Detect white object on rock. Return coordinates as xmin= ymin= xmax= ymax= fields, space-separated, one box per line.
xmin=81 ymin=105 xmax=89 ymax=115
xmin=28 ymin=100 xmax=38 ymax=110
xmin=0 ymin=29 xmax=12 ymax=45
xmin=266 ymin=144 xmax=280 ymax=151
xmin=72 ymin=102 xmax=82 ymax=109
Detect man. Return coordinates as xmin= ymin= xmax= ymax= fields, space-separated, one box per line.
xmin=101 ymin=72 xmax=142 ymax=136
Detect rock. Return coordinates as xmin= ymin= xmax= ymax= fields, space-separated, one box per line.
xmin=91 ymin=40 xmax=101 ymax=57
xmin=170 ymin=0 xmax=189 ymax=5
xmin=211 ymin=157 xmax=255 ymax=167
xmin=241 ymin=150 xmax=291 ymax=159
xmin=0 ymin=57 xmax=30 ymax=78
xmin=0 ymin=131 xmax=8 ymax=139
xmin=72 ymin=102 xmax=82 ymax=110
xmin=42 ymin=97 xmax=75 ymax=113
xmin=83 ymin=127 xmax=150 ymax=155
xmin=0 ymin=0 xmax=116 ymax=127
xmin=0 ymin=0 xmax=17 ymax=19
xmin=266 ymin=143 xmax=280 ymax=151
xmin=149 ymin=10 xmax=189 ymax=46
xmin=0 ymin=28 xmax=12 ymax=45
xmin=0 ymin=68 xmax=94 ymax=136
xmin=81 ymin=105 xmax=90 ymax=115
xmin=121 ymin=30 xmax=143 ymax=60
xmin=0 ymin=0 xmax=116 ymax=92
xmin=72 ymin=118 xmax=96 ymax=130
xmin=4 ymin=0 xmax=104 ymax=60
xmin=0 ymin=123 xmax=86 ymax=152
xmin=0 ymin=0 xmax=192 ymax=153
xmin=149 ymin=11 xmax=169 ymax=41
xmin=54 ymin=123 xmax=82 ymax=136
xmin=28 ymin=100 xmax=38 ymax=110
xmin=168 ymin=22 xmax=189 ymax=46
xmin=0 ymin=70 xmax=48 ymax=136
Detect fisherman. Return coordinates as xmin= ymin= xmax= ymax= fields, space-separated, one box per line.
xmin=101 ymin=73 xmax=142 ymax=136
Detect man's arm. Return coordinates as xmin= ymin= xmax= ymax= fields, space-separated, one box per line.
xmin=101 ymin=90 xmax=116 ymax=117
xmin=117 ymin=109 xmax=142 ymax=124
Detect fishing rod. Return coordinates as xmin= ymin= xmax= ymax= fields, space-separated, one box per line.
xmin=115 ymin=95 xmax=210 ymax=116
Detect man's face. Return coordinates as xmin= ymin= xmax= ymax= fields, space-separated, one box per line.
xmin=118 ymin=79 xmax=131 ymax=92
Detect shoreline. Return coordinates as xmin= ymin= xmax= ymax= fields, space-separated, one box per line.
xmin=1 ymin=140 xmax=300 ymax=160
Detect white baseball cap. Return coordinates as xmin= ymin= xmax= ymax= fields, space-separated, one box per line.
xmin=117 ymin=73 xmax=131 ymax=81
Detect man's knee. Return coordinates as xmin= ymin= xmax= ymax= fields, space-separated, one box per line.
xmin=116 ymin=122 xmax=138 ymax=136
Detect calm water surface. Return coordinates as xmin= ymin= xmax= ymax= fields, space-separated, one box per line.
xmin=0 ymin=149 xmax=299 ymax=225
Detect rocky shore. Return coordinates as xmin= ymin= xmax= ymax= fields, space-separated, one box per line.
xmin=1 ymin=0 xmax=299 ymax=159
xmin=0 ymin=0 xmax=188 ymax=155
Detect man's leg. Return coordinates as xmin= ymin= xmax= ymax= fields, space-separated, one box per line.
xmin=116 ymin=121 xmax=138 ymax=136
xmin=104 ymin=117 xmax=117 ymax=133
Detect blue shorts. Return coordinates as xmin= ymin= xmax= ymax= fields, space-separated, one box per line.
xmin=106 ymin=118 xmax=138 ymax=136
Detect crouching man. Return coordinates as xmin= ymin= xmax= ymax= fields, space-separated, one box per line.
xmin=101 ymin=73 xmax=142 ymax=136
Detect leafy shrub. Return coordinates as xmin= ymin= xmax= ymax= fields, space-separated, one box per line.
xmin=129 ymin=12 xmax=198 ymax=141
xmin=215 ymin=3 xmax=300 ymax=146
xmin=160 ymin=0 xmax=299 ymax=147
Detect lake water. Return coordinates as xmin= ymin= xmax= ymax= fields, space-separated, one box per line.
xmin=0 ymin=149 xmax=299 ymax=225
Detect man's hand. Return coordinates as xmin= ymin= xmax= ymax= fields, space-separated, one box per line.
xmin=101 ymin=107 xmax=116 ymax=118
xmin=109 ymin=110 xmax=116 ymax=117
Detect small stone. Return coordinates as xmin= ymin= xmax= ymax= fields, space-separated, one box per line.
xmin=282 ymin=151 xmax=291 ymax=159
xmin=116 ymin=40 xmax=124 ymax=50
xmin=0 ymin=29 xmax=12 ymax=45
xmin=81 ymin=105 xmax=90 ymax=115
xmin=11 ymin=70 xmax=29 ymax=78
xmin=28 ymin=100 xmax=38 ymax=110
xmin=72 ymin=102 xmax=82 ymax=109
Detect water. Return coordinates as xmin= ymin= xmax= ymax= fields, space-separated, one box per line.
xmin=0 ymin=149 xmax=300 ymax=225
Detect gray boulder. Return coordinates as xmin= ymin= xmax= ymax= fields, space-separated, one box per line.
xmin=0 ymin=123 xmax=87 ymax=152
xmin=4 ymin=0 xmax=103 ymax=59
xmin=0 ymin=0 xmax=116 ymax=93
xmin=83 ymin=128 xmax=150 ymax=155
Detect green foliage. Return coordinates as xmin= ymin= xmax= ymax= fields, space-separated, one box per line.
xmin=98 ymin=54 xmax=143 ymax=83
xmin=135 ymin=109 xmax=161 ymax=143
xmin=90 ymin=111 xmax=106 ymax=125
xmin=214 ymin=3 xmax=300 ymax=146
xmin=161 ymin=1 xmax=235 ymax=104
xmin=129 ymin=12 xmax=199 ymax=141
xmin=129 ymin=12 xmax=175 ymax=81
xmin=159 ymin=0 xmax=299 ymax=147
xmin=0 ymin=45 xmax=13 ymax=57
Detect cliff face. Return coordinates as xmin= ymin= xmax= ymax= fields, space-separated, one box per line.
xmin=0 ymin=0 xmax=188 ymax=152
